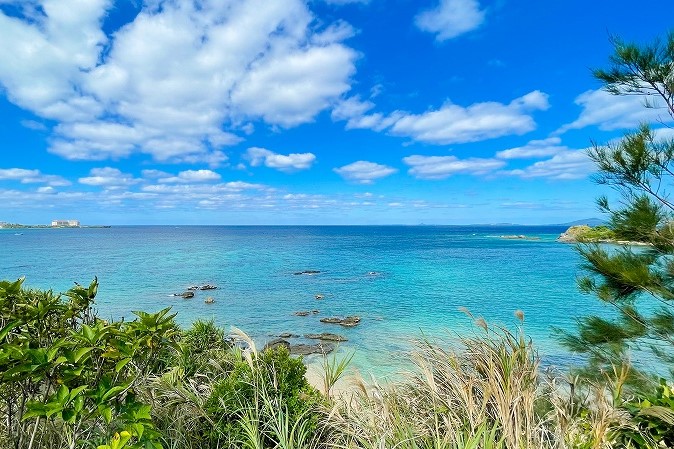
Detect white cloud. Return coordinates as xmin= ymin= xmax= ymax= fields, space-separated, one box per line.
xmin=142 ymin=181 xmax=267 ymax=195
xmin=0 ymin=0 xmax=110 ymax=120
xmin=558 ymin=88 xmax=670 ymax=133
xmin=20 ymin=120 xmax=48 ymax=131
xmin=334 ymin=91 xmax=549 ymax=144
xmin=0 ymin=167 xmax=70 ymax=186
xmin=0 ymin=0 xmax=358 ymax=163
xmin=158 ymin=169 xmax=221 ymax=184
xmin=78 ymin=167 xmax=139 ymax=187
xmin=333 ymin=160 xmax=397 ymax=184
xmin=403 ymin=155 xmax=505 ymax=179
xmin=246 ymin=147 xmax=316 ymax=172
xmin=503 ymin=150 xmax=595 ymax=180
xmin=496 ymin=137 xmax=570 ymax=159
xmin=415 ymin=0 xmax=486 ymax=41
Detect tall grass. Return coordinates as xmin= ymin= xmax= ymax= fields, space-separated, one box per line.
xmin=319 ymin=316 xmax=642 ymax=449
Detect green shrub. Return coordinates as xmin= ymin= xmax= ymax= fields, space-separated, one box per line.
xmin=179 ymin=319 xmax=234 ymax=376
xmin=620 ymin=379 xmax=674 ymax=448
xmin=205 ymin=346 xmax=322 ymax=446
xmin=0 ymin=277 xmax=181 ymax=449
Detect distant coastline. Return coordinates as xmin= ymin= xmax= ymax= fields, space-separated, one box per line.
xmin=0 ymin=223 xmax=111 ymax=229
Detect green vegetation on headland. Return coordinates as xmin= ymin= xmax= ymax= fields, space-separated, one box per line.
xmin=557 ymin=224 xmax=618 ymax=243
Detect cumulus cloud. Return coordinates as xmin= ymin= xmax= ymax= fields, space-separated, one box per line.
xmin=415 ymin=0 xmax=486 ymax=41
xmin=0 ymin=168 xmax=70 ymax=186
xmin=333 ymin=91 xmax=549 ymax=144
xmin=158 ymin=170 xmax=222 ymax=184
xmin=246 ymin=147 xmax=316 ymax=172
xmin=0 ymin=0 xmax=358 ymax=163
xmin=78 ymin=167 xmax=139 ymax=187
xmin=503 ymin=150 xmax=595 ymax=180
xmin=333 ymin=160 xmax=397 ymax=184
xmin=403 ymin=155 xmax=505 ymax=179
xmin=496 ymin=137 xmax=570 ymax=159
xmin=558 ymin=88 xmax=670 ymax=133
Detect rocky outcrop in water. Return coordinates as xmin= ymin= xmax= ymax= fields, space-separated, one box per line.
xmin=305 ymin=333 xmax=348 ymax=342
xmin=278 ymin=333 xmax=298 ymax=338
xmin=264 ymin=338 xmax=291 ymax=351
xmin=294 ymin=310 xmax=320 ymax=316
xmin=293 ymin=270 xmax=321 ymax=275
xmin=175 ymin=291 xmax=194 ymax=299
xmin=320 ymin=316 xmax=361 ymax=327
xmin=289 ymin=343 xmax=335 ymax=355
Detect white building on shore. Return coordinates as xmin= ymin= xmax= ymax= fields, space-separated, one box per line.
xmin=51 ymin=219 xmax=80 ymax=227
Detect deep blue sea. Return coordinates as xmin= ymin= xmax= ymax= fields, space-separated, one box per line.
xmin=0 ymin=225 xmax=615 ymax=377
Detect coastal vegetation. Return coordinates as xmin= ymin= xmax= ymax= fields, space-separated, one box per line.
xmin=0 ymin=278 xmax=665 ymax=449
xmin=2 ymin=30 xmax=674 ymax=449
xmin=557 ymin=225 xmax=617 ymax=243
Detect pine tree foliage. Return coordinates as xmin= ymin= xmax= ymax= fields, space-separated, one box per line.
xmin=563 ymin=32 xmax=674 ymax=382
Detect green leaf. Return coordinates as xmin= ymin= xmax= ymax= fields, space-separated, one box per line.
xmin=73 ymin=346 xmax=93 ymax=363
xmin=0 ymin=320 xmax=20 ymax=341
xmin=115 ymin=357 xmax=132 ymax=373
xmin=102 ymin=385 xmax=128 ymax=402
xmin=99 ymin=405 xmax=113 ymax=424
xmin=69 ymin=385 xmax=88 ymax=401
xmin=56 ymin=385 xmax=69 ymax=402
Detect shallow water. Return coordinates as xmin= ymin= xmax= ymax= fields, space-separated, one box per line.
xmin=0 ymin=225 xmax=614 ymax=377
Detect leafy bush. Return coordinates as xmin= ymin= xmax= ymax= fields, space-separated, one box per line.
xmin=620 ymin=379 xmax=674 ymax=448
xmin=0 ymin=277 xmax=181 ymax=449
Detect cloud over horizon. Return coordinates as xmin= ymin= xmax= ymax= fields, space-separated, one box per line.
xmin=333 ymin=91 xmax=550 ymax=145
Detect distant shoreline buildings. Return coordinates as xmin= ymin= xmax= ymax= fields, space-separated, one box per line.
xmin=51 ymin=219 xmax=80 ymax=227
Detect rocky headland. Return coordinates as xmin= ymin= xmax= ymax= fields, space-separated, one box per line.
xmin=557 ymin=225 xmax=650 ymax=245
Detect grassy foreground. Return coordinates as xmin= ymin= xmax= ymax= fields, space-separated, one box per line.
xmin=0 ymin=278 xmax=671 ymax=449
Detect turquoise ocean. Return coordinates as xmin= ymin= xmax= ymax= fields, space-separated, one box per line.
xmin=0 ymin=225 xmax=615 ymax=377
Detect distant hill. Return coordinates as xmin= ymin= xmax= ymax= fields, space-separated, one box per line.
xmin=552 ymin=218 xmax=606 ymax=227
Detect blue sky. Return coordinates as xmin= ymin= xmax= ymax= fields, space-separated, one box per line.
xmin=0 ymin=0 xmax=672 ymax=225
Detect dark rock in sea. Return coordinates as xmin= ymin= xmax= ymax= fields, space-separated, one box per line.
xmin=264 ymin=338 xmax=290 ymax=351
xmin=305 ymin=333 xmax=348 ymax=342
xmin=176 ymin=291 xmax=194 ymax=299
xmin=290 ymin=343 xmax=335 ymax=355
xmin=293 ymin=270 xmax=321 ymax=275
xmin=278 ymin=333 xmax=298 ymax=338
xmin=200 ymin=284 xmax=218 ymax=290
xmin=295 ymin=310 xmax=320 ymax=317
xmin=320 ymin=316 xmax=361 ymax=327
xmin=340 ymin=316 xmax=361 ymax=327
